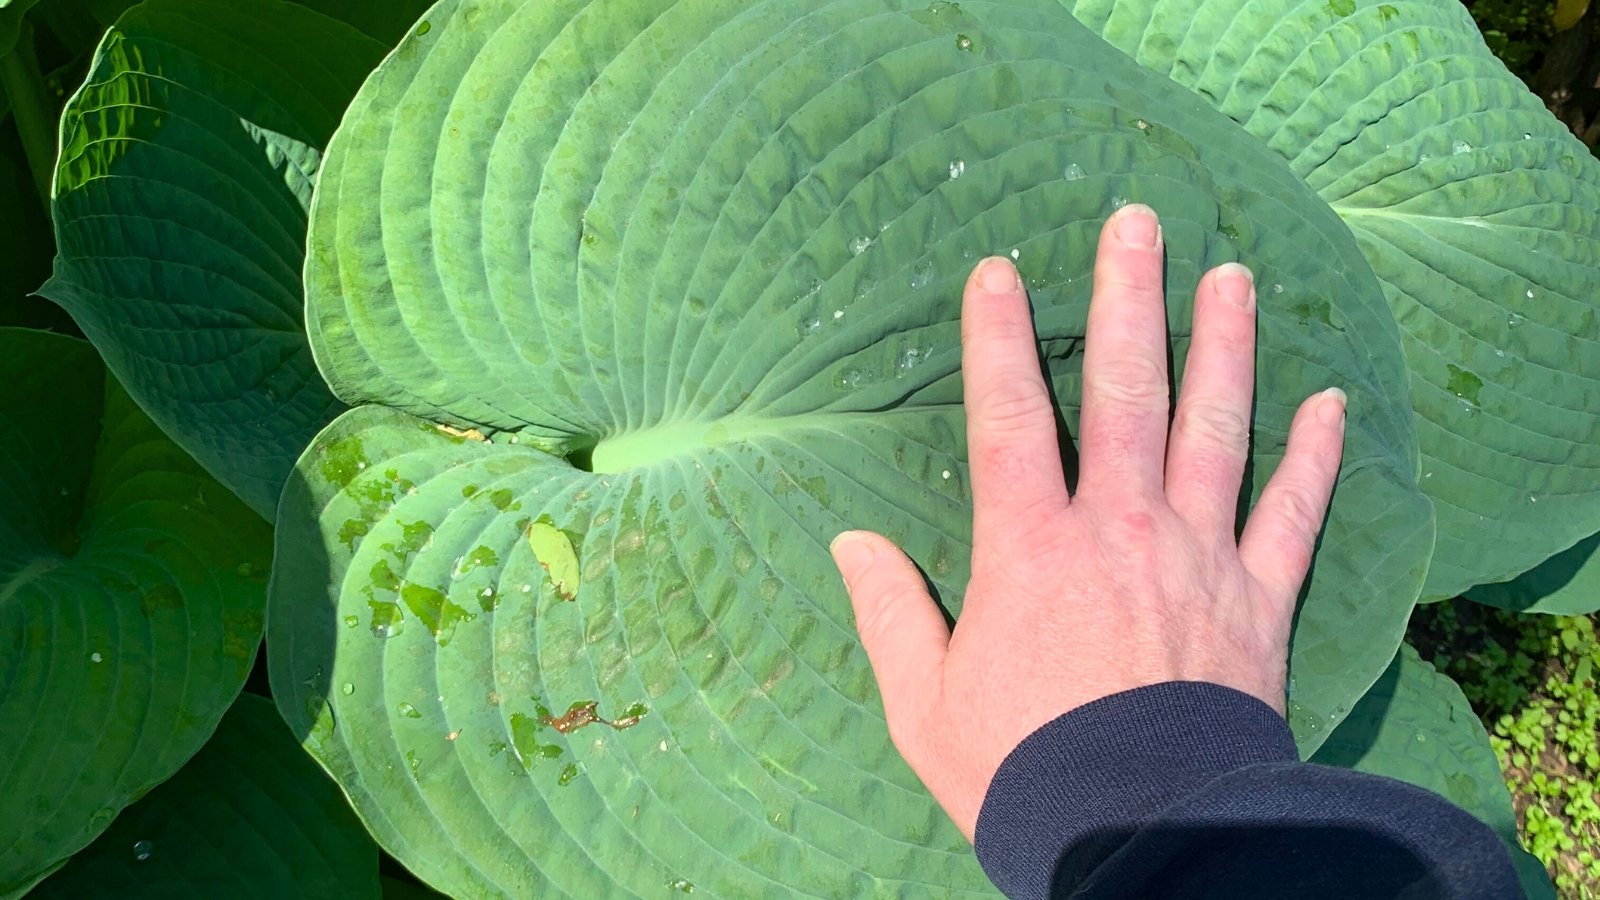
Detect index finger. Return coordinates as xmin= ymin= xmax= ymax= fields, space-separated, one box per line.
xmin=962 ymin=257 xmax=1070 ymax=542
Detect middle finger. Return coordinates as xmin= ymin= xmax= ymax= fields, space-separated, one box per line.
xmin=1078 ymin=204 xmax=1170 ymax=500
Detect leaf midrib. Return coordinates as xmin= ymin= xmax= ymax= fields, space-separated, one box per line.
xmin=588 ymin=404 xmax=960 ymax=473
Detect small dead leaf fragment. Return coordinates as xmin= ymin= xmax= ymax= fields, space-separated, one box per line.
xmin=436 ymin=423 xmax=487 ymax=442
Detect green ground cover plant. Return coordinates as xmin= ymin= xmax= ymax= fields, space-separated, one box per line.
xmin=1 ymin=0 xmax=1596 ymax=896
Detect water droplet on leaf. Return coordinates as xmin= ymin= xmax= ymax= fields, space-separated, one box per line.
xmin=1063 ymin=162 xmax=1085 ymax=180
xmin=948 ymin=159 xmax=965 ymax=180
xmin=132 ymin=839 xmax=153 ymax=862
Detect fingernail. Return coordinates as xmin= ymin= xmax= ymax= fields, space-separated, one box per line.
xmin=830 ymin=531 xmax=877 ymax=583
xmin=1317 ymin=387 xmax=1347 ymax=426
xmin=977 ymin=257 xmax=1019 ymax=293
xmin=1213 ymin=262 xmax=1255 ymax=311
xmin=1112 ymin=204 xmax=1161 ymax=249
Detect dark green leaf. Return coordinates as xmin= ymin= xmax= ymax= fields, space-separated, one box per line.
xmin=1467 ymin=531 xmax=1600 ymax=614
xmin=0 ymin=328 xmax=271 ymax=892
xmin=1311 ymin=644 xmax=1555 ymax=900
xmin=33 ymin=694 xmax=381 ymax=899
xmin=39 ymin=0 xmax=430 ymax=516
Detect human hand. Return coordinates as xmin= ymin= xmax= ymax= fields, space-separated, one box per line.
xmin=829 ymin=204 xmax=1346 ymax=841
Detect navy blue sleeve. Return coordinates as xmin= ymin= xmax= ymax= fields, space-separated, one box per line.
xmin=973 ymin=682 xmax=1522 ymax=900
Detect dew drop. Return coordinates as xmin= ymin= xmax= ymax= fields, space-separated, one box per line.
xmin=848 ymin=235 xmax=875 ymax=256
xmin=909 ymin=261 xmax=934 ymax=290
xmin=1063 ymin=162 xmax=1085 ymax=180
xmin=1530 ymin=495 xmax=1539 ymax=504
xmin=1272 ymin=283 xmax=1284 ymax=294
xmin=90 ymin=652 xmax=103 ymax=663
xmin=896 ymin=346 xmax=925 ymax=372
xmin=1523 ymin=132 xmax=1533 ymax=139
xmin=1508 ymin=313 xmax=1524 ymax=328
xmin=1451 ymin=138 xmax=1472 ymax=155
xmin=947 ymin=159 xmax=965 ymax=180
xmin=343 ymin=615 xmax=359 ymax=628
xmin=341 ymin=683 xmax=355 ymax=696
xmin=941 ymin=470 xmax=952 ymax=480
xmin=1110 ymin=195 xmax=1129 ymax=210
xmin=398 ymin=702 xmax=422 ymax=719
xmin=832 ymin=309 xmax=844 ymax=320
xmin=1495 ymin=349 xmax=1505 ymax=358
xmin=132 ymin=839 xmax=153 ymax=862
xmin=520 ymin=583 xmax=533 ymax=593
xmin=956 ymin=34 xmax=973 ymax=51
xmin=1009 ymin=248 xmax=1020 ymax=260
xmin=1525 ymin=288 xmax=1535 ymax=299
xmin=356 ymin=461 xmax=366 ymax=470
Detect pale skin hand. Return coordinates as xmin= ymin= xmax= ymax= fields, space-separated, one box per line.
xmin=829 ymin=204 xmax=1347 ymax=841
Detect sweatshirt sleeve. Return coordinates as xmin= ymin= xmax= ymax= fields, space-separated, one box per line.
xmin=972 ymin=681 xmax=1522 ymax=900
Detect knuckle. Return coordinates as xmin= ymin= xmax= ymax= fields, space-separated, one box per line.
xmin=1176 ymin=401 xmax=1251 ymax=455
xmin=1085 ymin=355 xmax=1167 ymax=408
xmin=1268 ymin=483 xmax=1326 ymax=540
xmin=1115 ymin=510 xmax=1158 ymax=541
xmin=856 ymin=590 xmax=914 ymax=646
xmin=1103 ymin=265 xmax=1164 ymax=296
xmin=973 ymin=376 xmax=1053 ymax=431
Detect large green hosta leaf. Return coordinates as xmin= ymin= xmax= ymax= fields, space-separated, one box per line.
xmin=1059 ymin=0 xmax=1600 ymax=602
xmin=40 ymin=0 xmax=431 ymax=516
xmin=0 ymin=328 xmax=271 ymax=894
xmin=1310 ymin=643 xmax=1554 ymax=900
xmin=32 ymin=694 xmax=381 ymax=900
xmin=1468 ymin=530 xmax=1600 ymax=615
xmin=270 ymin=0 xmax=1434 ymax=893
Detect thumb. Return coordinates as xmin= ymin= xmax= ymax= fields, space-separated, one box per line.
xmin=830 ymin=531 xmax=949 ymax=741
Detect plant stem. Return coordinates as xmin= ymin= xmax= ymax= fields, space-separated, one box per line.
xmin=0 ymin=18 xmax=57 ymax=209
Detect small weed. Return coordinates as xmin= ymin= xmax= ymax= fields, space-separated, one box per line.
xmin=1412 ymin=603 xmax=1600 ymax=898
